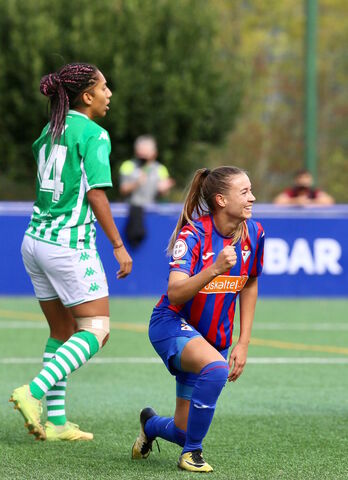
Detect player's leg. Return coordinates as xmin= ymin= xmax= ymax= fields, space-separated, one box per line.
xmin=131 ymin=329 xmax=195 ymax=459
xmin=132 ymin=334 xmax=227 ymax=471
xmin=10 ymin=236 xmax=60 ymax=439
xmin=176 ymin=337 xmax=228 ymax=472
xmin=10 ymin=297 xmax=109 ymax=440
xmin=134 ymin=338 xmax=195 ymax=455
xmin=28 ymin=243 xmax=110 ymax=404
xmin=132 ymin=402 xmax=188 ymax=460
xmin=38 ymin=299 xmax=94 ymax=441
xmin=40 ymin=299 xmax=76 ymax=429
xmin=29 ymin=296 xmax=109 ymax=401
xmin=10 ymin=238 xmax=109 ymax=440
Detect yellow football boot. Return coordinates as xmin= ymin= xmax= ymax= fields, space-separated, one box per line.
xmin=131 ymin=407 xmax=157 ymax=459
xmin=9 ymin=384 xmax=46 ymax=440
xmin=45 ymin=421 xmax=93 ymax=441
xmin=178 ymin=450 xmax=213 ymax=473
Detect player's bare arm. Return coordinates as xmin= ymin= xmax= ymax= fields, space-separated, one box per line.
xmin=228 ymin=276 xmax=258 ymax=382
xmin=87 ymin=188 xmax=132 ymax=278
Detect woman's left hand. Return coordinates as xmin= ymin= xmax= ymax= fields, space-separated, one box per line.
xmin=228 ymin=342 xmax=249 ymax=382
xmin=113 ymin=245 xmax=133 ymax=279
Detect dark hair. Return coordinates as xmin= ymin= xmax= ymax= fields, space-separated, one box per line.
xmin=167 ymin=166 xmax=248 ymax=253
xmin=40 ymin=63 xmax=99 ymax=143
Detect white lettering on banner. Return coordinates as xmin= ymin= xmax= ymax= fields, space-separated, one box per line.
xmin=264 ymin=238 xmax=343 ymax=275
xmin=264 ymin=239 xmax=289 ymax=274
xmin=314 ymin=239 xmax=343 ymax=275
xmin=288 ymin=239 xmax=315 ymax=275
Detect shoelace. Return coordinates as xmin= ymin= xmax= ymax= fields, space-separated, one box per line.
xmin=142 ymin=438 xmax=161 ymax=454
xmin=190 ymin=450 xmax=204 ymax=465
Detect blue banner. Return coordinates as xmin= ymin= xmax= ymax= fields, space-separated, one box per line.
xmin=0 ymin=203 xmax=347 ymax=297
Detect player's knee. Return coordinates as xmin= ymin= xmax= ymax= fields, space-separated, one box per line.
xmin=191 ymin=361 xmax=228 ymax=410
xmin=76 ymin=316 xmax=110 ymax=349
xmin=201 ymin=361 xmax=229 ymax=389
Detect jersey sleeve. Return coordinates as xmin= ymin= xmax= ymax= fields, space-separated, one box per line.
xmin=119 ymin=160 xmax=138 ymax=185
xmin=158 ymin=164 xmax=169 ymax=180
xmin=81 ymin=131 xmax=112 ymax=191
xmin=250 ymin=222 xmax=265 ymax=277
xmin=169 ymin=226 xmax=201 ymax=276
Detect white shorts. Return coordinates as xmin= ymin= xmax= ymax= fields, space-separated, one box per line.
xmin=21 ymin=235 xmax=109 ymax=307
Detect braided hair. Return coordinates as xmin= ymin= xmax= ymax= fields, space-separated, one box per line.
xmin=40 ymin=63 xmax=99 ymax=144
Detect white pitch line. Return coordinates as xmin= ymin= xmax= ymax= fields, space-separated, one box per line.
xmin=1 ymin=357 xmax=348 ymax=365
xmin=253 ymin=323 xmax=348 ymax=331
xmin=0 ymin=321 xmax=47 ymax=329
xmin=1 ymin=320 xmax=348 ymax=331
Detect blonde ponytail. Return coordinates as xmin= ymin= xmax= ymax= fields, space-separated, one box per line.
xmin=167 ymin=168 xmax=210 ymax=254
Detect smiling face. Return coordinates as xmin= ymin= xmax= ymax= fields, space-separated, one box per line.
xmin=82 ymin=70 xmax=112 ymax=119
xmin=218 ymin=172 xmax=256 ymax=221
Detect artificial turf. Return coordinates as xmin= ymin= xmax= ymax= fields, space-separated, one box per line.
xmin=1 ymin=297 xmax=348 ymax=479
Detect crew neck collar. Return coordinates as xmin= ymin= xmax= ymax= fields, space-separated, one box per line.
xmin=68 ymin=109 xmax=89 ymax=119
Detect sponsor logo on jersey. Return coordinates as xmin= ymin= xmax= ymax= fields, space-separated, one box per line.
xmin=84 ymin=267 xmax=96 ymax=278
xmin=200 ymin=275 xmax=248 ymax=294
xmin=202 ymin=252 xmax=215 ymax=261
xmin=180 ymin=230 xmax=194 ymax=236
xmin=173 ymin=239 xmax=188 ymax=259
xmin=89 ymin=282 xmax=101 ymax=292
xmin=98 ymin=131 xmax=109 ymax=141
xmin=79 ymin=252 xmax=91 ymax=262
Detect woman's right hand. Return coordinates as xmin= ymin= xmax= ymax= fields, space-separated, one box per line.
xmin=113 ymin=246 xmax=133 ymax=279
xmin=212 ymin=245 xmax=237 ymax=276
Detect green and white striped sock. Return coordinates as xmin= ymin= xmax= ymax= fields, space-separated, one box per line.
xmin=43 ymin=337 xmax=67 ymax=426
xmin=30 ymin=331 xmax=99 ymax=400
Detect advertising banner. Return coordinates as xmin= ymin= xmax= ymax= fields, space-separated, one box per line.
xmin=0 ymin=203 xmax=347 ymax=297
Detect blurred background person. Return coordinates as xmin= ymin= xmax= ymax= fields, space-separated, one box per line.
xmin=273 ymin=169 xmax=335 ymax=206
xmin=119 ymin=135 xmax=175 ymax=248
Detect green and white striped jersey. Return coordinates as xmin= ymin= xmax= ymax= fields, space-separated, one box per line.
xmin=26 ymin=110 xmax=112 ymax=250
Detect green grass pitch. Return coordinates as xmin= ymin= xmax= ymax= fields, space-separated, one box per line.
xmin=1 ymin=297 xmax=348 ymax=479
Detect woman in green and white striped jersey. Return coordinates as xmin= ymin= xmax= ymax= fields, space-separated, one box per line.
xmin=10 ymin=63 xmax=132 ymax=441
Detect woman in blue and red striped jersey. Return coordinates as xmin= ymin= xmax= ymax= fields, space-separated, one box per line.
xmin=132 ymin=166 xmax=265 ymax=473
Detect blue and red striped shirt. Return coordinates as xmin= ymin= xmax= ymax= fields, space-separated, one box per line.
xmin=155 ymin=215 xmax=265 ymax=350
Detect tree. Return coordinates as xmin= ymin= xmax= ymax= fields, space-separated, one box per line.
xmin=208 ymin=0 xmax=348 ymax=202
xmin=0 ymin=0 xmax=243 ymax=199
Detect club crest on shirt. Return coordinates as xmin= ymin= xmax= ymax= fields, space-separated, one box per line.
xmin=242 ymin=246 xmax=251 ymax=263
xmin=173 ymin=239 xmax=188 ymax=259
xmin=181 ymin=322 xmax=193 ymax=331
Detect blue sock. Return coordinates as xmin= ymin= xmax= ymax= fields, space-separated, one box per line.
xmin=145 ymin=416 xmax=186 ymax=447
xmin=182 ymin=361 xmax=229 ymax=454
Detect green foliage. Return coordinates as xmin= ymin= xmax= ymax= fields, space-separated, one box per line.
xmin=208 ymin=0 xmax=348 ymax=202
xmin=0 ymin=0 xmax=243 ymax=199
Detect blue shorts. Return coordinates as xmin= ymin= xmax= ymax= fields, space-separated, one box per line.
xmin=149 ymin=307 xmax=229 ymax=400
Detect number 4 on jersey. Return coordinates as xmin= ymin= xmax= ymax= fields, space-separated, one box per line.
xmin=38 ymin=144 xmax=67 ymax=202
